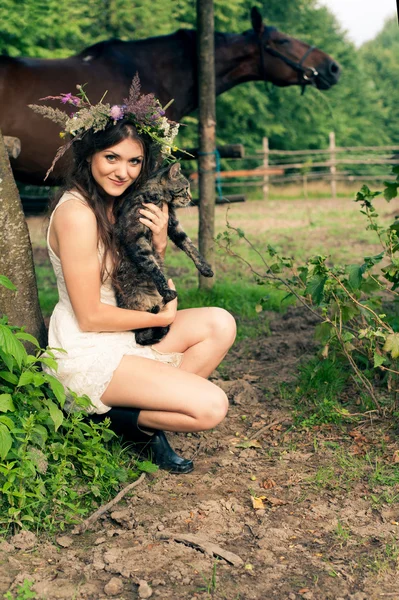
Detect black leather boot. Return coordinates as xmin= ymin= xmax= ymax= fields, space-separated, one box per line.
xmin=89 ymin=407 xmax=194 ymax=474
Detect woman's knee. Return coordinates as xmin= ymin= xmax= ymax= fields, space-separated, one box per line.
xmin=207 ymin=308 xmax=237 ymax=347
xmin=197 ymin=386 xmax=229 ymax=430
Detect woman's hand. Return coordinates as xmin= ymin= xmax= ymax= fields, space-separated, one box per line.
xmin=139 ymin=202 xmax=169 ymax=257
xmin=157 ymin=279 xmax=178 ymax=327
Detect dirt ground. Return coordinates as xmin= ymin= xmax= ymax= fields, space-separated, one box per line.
xmin=2 ymin=200 xmax=399 ymax=600
xmin=1 ymin=302 xmax=399 ymax=600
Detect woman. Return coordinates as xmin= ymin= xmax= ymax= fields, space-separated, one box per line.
xmin=34 ymin=80 xmax=236 ymax=473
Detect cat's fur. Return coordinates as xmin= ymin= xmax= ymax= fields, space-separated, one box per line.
xmin=114 ymin=162 xmax=213 ymax=346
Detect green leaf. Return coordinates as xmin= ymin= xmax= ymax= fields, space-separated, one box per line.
xmin=0 ymin=415 xmax=15 ymax=429
xmin=373 ymin=351 xmax=385 ymax=368
xmin=15 ymin=332 xmax=41 ymax=348
xmin=32 ymin=373 xmax=45 ymax=387
xmin=383 ymin=333 xmax=399 ymax=359
xmin=44 ymin=374 xmax=66 ymax=406
xmin=0 ymin=424 xmax=12 ymax=459
xmin=46 ymin=399 xmax=64 ymax=431
xmin=305 ymin=275 xmax=327 ymax=305
xmin=0 ymin=349 xmax=13 ymax=372
xmin=383 ymin=183 xmax=398 ymax=202
xmin=0 ymin=394 xmax=15 ymax=413
xmin=0 ymin=371 xmax=18 ymax=385
xmin=0 ymin=275 xmax=17 ymax=291
xmin=31 ymin=425 xmax=48 ymax=448
xmin=17 ymin=371 xmax=35 ymax=387
xmin=39 ymin=356 xmax=58 ymax=371
xmin=347 ymin=264 xmax=365 ymax=290
xmin=0 ymin=324 xmax=27 ymax=369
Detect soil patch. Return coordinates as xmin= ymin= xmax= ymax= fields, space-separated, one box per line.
xmin=2 ymin=305 xmax=398 ymax=600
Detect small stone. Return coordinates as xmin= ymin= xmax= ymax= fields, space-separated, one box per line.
xmin=11 ymin=531 xmax=37 ymax=551
xmin=0 ymin=542 xmax=15 ymax=553
xmin=157 ymin=524 xmax=165 ymax=531
xmin=103 ymin=549 xmax=120 ymax=565
xmin=104 ymin=577 xmax=123 ymax=597
xmin=152 ymin=579 xmax=166 ymax=586
xmin=181 ymin=577 xmax=191 ymax=585
xmin=56 ymin=536 xmax=73 ymax=548
xmin=138 ymin=579 xmax=153 ymax=599
xmin=94 ymin=537 xmax=107 ymax=545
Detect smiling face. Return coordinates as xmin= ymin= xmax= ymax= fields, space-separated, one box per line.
xmin=90 ymin=137 xmax=144 ymax=197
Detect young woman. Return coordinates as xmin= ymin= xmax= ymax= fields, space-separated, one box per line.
xmin=35 ymin=81 xmax=236 ymax=473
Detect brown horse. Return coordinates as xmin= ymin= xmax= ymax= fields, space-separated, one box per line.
xmin=0 ymin=7 xmax=340 ymax=185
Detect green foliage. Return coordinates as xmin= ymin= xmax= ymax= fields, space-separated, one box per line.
xmin=0 ymin=276 xmax=138 ymax=533
xmin=3 ymin=579 xmax=36 ymax=600
xmin=219 ymin=169 xmax=399 ymax=409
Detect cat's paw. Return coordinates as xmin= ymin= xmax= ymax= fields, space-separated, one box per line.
xmin=199 ymin=264 xmax=214 ymax=277
xmin=162 ymin=288 xmax=178 ymax=304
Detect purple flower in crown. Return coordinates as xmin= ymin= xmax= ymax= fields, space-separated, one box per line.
xmin=60 ymin=93 xmax=80 ymax=106
xmin=110 ymin=105 xmax=125 ymax=120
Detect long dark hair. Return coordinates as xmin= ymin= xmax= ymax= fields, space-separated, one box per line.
xmin=50 ymin=120 xmax=160 ymax=283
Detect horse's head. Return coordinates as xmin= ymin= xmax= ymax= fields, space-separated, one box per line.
xmin=249 ymin=7 xmax=340 ymax=91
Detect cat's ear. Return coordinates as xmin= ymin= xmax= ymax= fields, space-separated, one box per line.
xmin=168 ymin=162 xmax=181 ymax=179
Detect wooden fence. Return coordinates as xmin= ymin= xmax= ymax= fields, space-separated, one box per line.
xmin=188 ymin=133 xmax=399 ymax=200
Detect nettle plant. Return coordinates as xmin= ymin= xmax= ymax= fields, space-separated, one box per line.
xmin=0 ymin=275 xmax=137 ymax=533
xmin=218 ymin=168 xmax=399 ymax=410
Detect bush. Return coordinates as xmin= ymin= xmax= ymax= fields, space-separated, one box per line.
xmin=0 ymin=275 xmax=141 ymax=533
xmin=217 ymin=168 xmax=399 ymax=411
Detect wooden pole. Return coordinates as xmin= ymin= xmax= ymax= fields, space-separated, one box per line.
xmin=263 ymin=137 xmax=269 ymax=201
xmin=197 ymin=0 xmax=216 ymax=290
xmin=329 ymin=131 xmax=337 ymax=199
xmin=0 ymin=129 xmax=47 ymax=349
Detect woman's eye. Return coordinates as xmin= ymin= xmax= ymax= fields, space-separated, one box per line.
xmin=105 ymin=155 xmax=116 ymax=161
xmin=130 ymin=159 xmax=142 ymax=165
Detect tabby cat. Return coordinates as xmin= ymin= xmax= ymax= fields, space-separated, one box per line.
xmin=114 ymin=162 xmax=213 ymax=346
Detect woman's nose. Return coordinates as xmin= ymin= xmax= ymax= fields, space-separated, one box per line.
xmin=114 ymin=162 xmax=128 ymax=179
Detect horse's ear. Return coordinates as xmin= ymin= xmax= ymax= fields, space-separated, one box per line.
xmin=251 ymin=7 xmax=264 ymax=36
xmin=169 ymin=162 xmax=181 ymax=179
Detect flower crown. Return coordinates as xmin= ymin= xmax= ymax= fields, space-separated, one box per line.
xmin=29 ymin=74 xmax=181 ymax=180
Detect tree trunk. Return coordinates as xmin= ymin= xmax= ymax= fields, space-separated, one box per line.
xmin=0 ymin=129 xmax=47 ymax=348
xmin=197 ymin=0 xmax=216 ymax=290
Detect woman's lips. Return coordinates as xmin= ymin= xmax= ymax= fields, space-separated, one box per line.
xmin=109 ymin=179 xmax=127 ymax=186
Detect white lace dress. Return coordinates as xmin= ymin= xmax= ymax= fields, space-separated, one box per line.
xmin=42 ymin=192 xmax=183 ymax=415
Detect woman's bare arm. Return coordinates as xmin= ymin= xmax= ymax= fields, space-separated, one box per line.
xmin=52 ymin=201 xmax=176 ymax=332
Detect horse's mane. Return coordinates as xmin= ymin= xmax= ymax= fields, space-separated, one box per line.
xmin=76 ymin=39 xmax=124 ymax=60
xmin=74 ymin=29 xmax=235 ymax=61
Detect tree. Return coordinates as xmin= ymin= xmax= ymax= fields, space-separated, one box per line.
xmin=0 ymin=130 xmax=47 ymax=347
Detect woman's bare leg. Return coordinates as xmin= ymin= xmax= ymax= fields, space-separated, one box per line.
xmin=101 ymin=354 xmax=228 ymax=432
xmin=153 ymin=307 xmax=236 ymax=378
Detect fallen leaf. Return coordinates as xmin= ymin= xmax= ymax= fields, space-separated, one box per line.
xmin=349 ymin=429 xmax=368 ymax=443
xmin=393 ymin=450 xmax=399 ymax=463
xmin=251 ymin=496 xmax=266 ymax=510
xmin=236 ymin=439 xmax=262 ymax=449
xmin=299 ymin=589 xmax=310 ymax=594
xmin=351 ymin=444 xmax=366 ymax=456
xmin=271 ymin=424 xmax=283 ymax=431
xmin=262 ymin=478 xmax=276 ymax=489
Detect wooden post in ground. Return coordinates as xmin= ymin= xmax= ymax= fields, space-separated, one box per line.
xmin=0 ymin=129 xmax=47 ymax=348
xmin=329 ymin=131 xmax=337 ymax=199
xmin=263 ymin=137 xmax=269 ymax=201
xmin=197 ymin=0 xmax=216 ymax=290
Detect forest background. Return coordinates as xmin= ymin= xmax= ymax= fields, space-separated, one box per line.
xmin=1 ymin=0 xmax=398 ymax=158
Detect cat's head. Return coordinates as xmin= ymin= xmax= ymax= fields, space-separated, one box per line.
xmin=161 ymin=162 xmax=192 ymax=208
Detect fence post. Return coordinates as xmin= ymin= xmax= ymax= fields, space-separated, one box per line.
xmin=329 ymin=131 xmax=336 ymax=199
xmin=263 ymin=137 xmax=269 ymax=201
